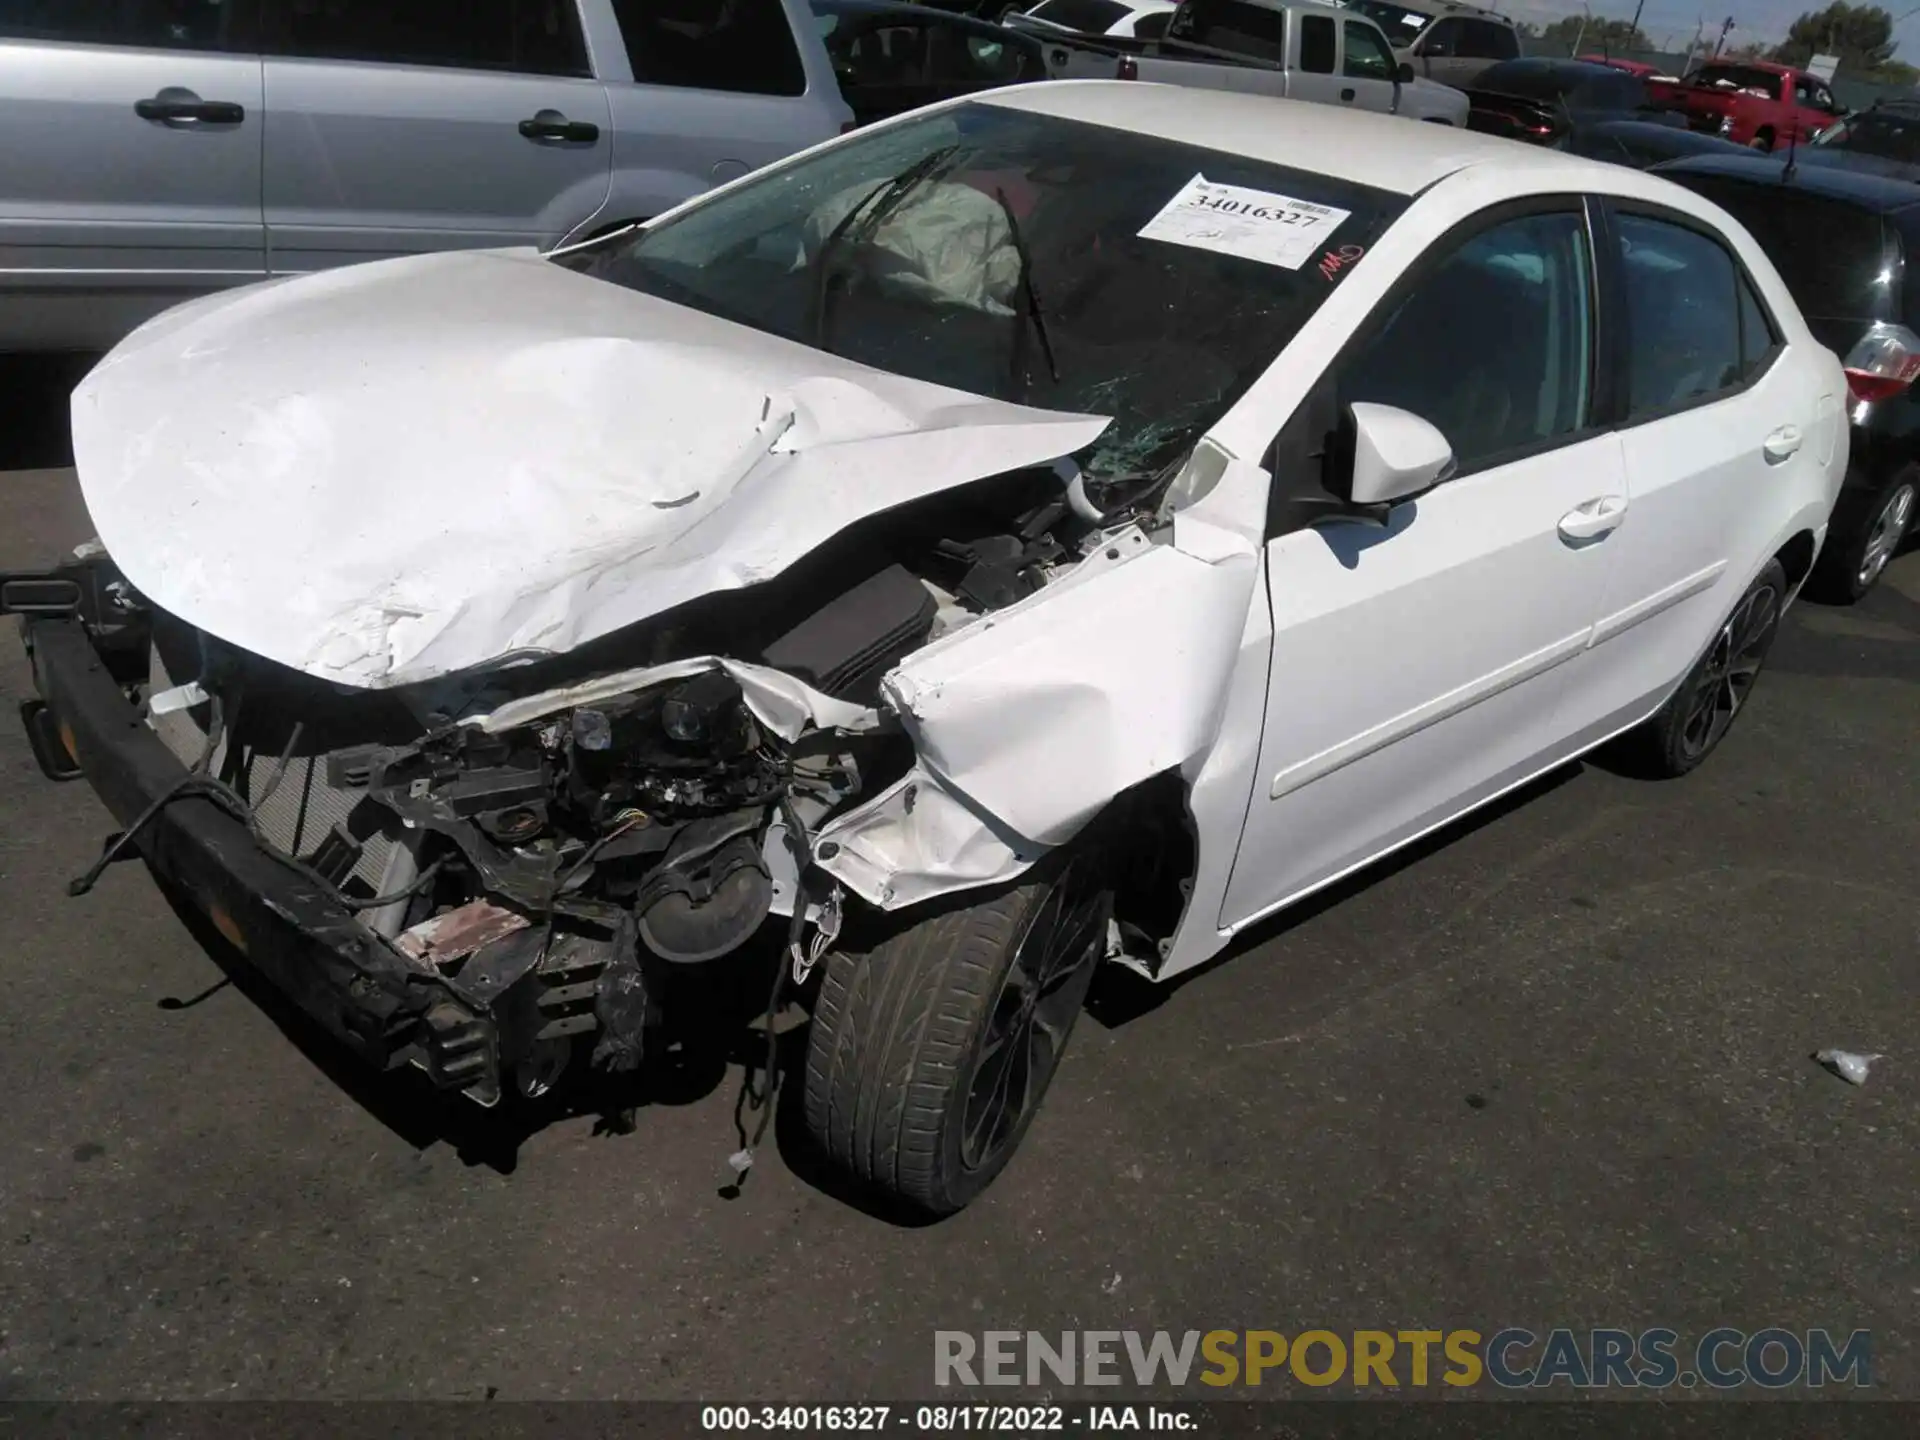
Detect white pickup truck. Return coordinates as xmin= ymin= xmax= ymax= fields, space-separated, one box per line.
xmin=1033 ymin=0 xmax=1470 ymax=125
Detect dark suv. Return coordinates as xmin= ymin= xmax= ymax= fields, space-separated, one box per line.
xmin=1657 ymin=154 xmax=1920 ymax=600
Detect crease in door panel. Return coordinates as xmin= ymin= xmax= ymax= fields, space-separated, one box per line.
xmin=1269 ymin=625 xmax=1594 ymax=800
xmin=1590 ymin=559 xmax=1726 ymax=647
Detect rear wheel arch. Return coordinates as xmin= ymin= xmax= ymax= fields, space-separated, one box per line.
xmin=1775 ymin=528 xmax=1818 ymax=595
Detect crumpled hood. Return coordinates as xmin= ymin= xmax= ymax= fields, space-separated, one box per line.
xmin=73 ymin=248 xmax=1109 ymax=689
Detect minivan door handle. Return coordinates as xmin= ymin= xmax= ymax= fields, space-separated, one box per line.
xmin=135 ymin=92 xmax=244 ymax=125
xmin=519 ymin=111 xmax=600 ymax=144
xmin=1558 ymin=494 xmax=1629 ymax=542
xmin=1763 ymin=425 xmax=1803 ymax=463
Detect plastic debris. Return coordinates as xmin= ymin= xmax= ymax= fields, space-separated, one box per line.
xmin=727 ymin=1148 xmax=755 ymax=1176
xmin=1814 ymin=1049 xmax=1885 ymax=1086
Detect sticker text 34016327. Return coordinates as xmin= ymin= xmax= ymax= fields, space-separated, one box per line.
xmin=1137 ymin=173 xmax=1352 ymax=271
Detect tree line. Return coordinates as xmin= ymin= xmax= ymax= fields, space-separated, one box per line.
xmin=1522 ymin=2 xmax=1916 ymax=85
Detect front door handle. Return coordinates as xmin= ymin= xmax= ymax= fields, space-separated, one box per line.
xmin=135 ymin=92 xmax=244 ymax=125
xmin=1763 ymin=425 xmax=1803 ymax=463
xmin=1558 ymin=494 xmax=1629 ymax=542
xmin=519 ymin=110 xmax=600 ymax=143
xmin=1340 ymin=87 xmax=1356 ymax=101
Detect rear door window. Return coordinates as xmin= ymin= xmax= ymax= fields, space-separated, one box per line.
xmin=836 ymin=21 xmax=932 ymax=85
xmin=1459 ymin=19 xmax=1514 ymax=59
xmin=613 ymin=0 xmax=807 ymax=95
xmin=1614 ymin=213 xmax=1745 ymax=420
xmin=1690 ymin=64 xmax=1782 ymax=100
xmin=261 ymin=0 xmax=589 ymax=76
xmin=1417 ymin=16 xmax=1462 ymax=56
xmin=1673 ymin=179 xmax=1895 ymax=320
xmin=1298 ymin=12 xmax=1335 ymax=73
xmin=929 ymin=25 xmax=1034 ymax=82
xmin=1 ymin=0 xmax=256 ymax=50
xmin=1167 ymin=0 xmax=1288 ymax=62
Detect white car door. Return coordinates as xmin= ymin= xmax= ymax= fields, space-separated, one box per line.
xmin=1222 ymin=203 xmax=1628 ymax=927
xmin=1566 ymin=205 xmax=1830 ymax=736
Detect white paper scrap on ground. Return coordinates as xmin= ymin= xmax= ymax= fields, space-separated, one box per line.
xmin=1815 ymin=1048 xmax=1885 ymax=1086
xmin=1137 ymin=174 xmax=1351 ymax=271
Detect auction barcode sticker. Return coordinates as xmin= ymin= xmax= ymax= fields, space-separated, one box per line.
xmin=1137 ymin=173 xmax=1351 ymax=271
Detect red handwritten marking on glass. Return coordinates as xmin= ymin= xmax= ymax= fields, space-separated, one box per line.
xmin=1318 ymin=244 xmax=1366 ymax=282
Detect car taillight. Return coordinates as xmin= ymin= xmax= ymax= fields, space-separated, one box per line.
xmin=1843 ymin=322 xmax=1920 ymax=403
xmin=1117 ymin=56 xmax=1138 ymax=79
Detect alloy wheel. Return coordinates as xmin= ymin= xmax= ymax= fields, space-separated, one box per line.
xmin=959 ymin=868 xmax=1106 ymax=1173
xmin=1678 ymin=581 xmax=1780 ymax=761
xmin=1858 ymin=482 xmax=1915 ymax=591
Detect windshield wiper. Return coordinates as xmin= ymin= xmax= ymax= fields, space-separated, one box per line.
xmin=809 ymin=144 xmax=964 ymax=354
xmin=992 ymin=186 xmax=1060 ymax=395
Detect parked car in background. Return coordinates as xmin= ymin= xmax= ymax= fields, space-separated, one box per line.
xmin=1344 ymin=0 xmax=1523 ymax=89
xmin=1037 ymin=0 xmax=1471 ymax=125
xmin=1005 ymin=0 xmax=1178 ymax=40
xmin=1577 ymin=54 xmax=1674 ymax=81
xmin=8 ymin=87 xmax=1843 ymax=1216
xmin=0 ymin=0 xmax=851 ymax=355
xmin=1465 ymin=57 xmax=1683 ymax=144
xmin=814 ymin=0 xmax=1047 ymax=125
xmin=1803 ymin=98 xmax=1920 ymax=181
xmin=1658 ymin=153 xmax=1920 ymax=600
xmin=1645 ymin=59 xmax=1843 ymax=151
xmin=1563 ymin=117 xmax=1753 ymax=169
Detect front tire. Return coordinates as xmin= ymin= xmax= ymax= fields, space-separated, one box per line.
xmin=1629 ymin=559 xmax=1785 ymax=778
xmin=802 ymin=848 xmax=1111 ymax=1216
xmin=1748 ymin=129 xmax=1775 ymax=151
xmin=1808 ymin=469 xmax=1915 ymax=604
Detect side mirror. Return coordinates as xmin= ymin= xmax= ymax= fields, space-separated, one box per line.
xmin=1397 ymin=61 xmax=1416 ymax=84
xmin=1347 ymin=402 xmax=1455 ymax=506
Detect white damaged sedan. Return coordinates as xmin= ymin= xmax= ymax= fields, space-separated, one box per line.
xmin=10 ymin=83 xmax=1846 ymax=1214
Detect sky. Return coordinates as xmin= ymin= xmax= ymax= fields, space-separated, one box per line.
xmin=1498 ymin=0 xmax=1920 ymax=60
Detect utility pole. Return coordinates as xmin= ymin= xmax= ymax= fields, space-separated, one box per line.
xmin=1628 ymin=0 xmax=1647 ymax=51
xmin=1711 ymin=14 xmax=1734 ymax=58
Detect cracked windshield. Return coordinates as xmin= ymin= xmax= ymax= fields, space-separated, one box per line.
xmin=580 ymin=101 xmax=1407 ymax=480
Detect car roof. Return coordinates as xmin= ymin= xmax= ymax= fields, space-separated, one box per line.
xmin=1479 ymin=57 xmax=1625 ymax=84
xmin=978 ymin=81 xmax=1631 ymax=194
xmin=1364 ymin=0 xmax=1513 ymax=21
xmin=1657 ymin=152 xmax=1920 ymax=215
xmin=814 ymin=0 xmax=1038 ymax=28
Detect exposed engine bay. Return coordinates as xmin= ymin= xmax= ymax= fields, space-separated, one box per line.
xmin=128 ymin=458 xmax=1191 ymax=1103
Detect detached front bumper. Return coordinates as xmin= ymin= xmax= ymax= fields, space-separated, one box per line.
xmin=18 ymin=614 xmax=525 ymax=1103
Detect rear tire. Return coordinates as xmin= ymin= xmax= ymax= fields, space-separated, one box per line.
xmin=1628 ymin=559 xmax=1786 ymax=778
xmin=1748 ymin=129 xmax=1775 ymax=151
xmin=802 ymin=846 xmax=1111 ymax=1217
xmin=1807 ymin=469 xmax=1916 ymax=604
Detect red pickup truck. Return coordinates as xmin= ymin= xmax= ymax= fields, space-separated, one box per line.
xmin=1645 ymin=59 xmax=1845 ymax=151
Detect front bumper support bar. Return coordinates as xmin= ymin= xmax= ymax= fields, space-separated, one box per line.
xmin=20 ymin=615 xmax=476 ymax=1082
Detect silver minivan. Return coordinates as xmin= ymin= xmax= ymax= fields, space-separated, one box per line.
xmin=0 ymin=0 xmax=853 ymax=353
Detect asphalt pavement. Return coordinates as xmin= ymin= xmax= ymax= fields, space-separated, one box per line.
xmin=2 ymin=362 xmax=1917 ymax=1402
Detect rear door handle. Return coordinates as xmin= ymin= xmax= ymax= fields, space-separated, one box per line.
xmin=519 ymin=111 xmax=600 ymax=143
xmin=1340 ymin=87 xmax=1356 ymax=101
xmin=1558 ymin=494 xmax=1629 ymax=542
xmin=135 ymin=93 xmax=244 ymax=125
xmin=1763 ymin=425 xmax=1803 ymax=463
